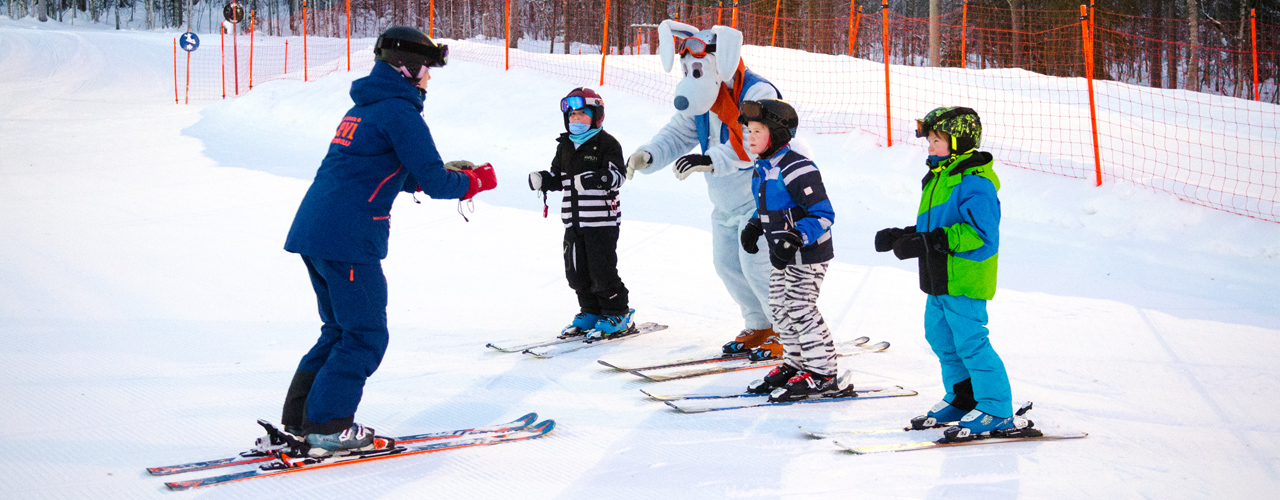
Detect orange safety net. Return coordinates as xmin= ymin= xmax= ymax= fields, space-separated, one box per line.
xmin=173 ymin=1 xmax=1278 ymax=222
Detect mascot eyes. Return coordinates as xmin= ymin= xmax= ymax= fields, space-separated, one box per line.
xmin=692 ymin=62 xmax=703 ymax=79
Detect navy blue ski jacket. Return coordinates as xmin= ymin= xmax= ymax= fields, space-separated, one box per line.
xmin=750 ymin=145 xmax=835 ymax=266
xmin=285 ymin=61 xmax=470 ymax=264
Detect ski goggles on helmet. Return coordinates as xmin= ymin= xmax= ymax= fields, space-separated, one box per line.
xmin=915 ymin=107 xmax=977 ymax=138
xmin=737 ymin=100 xmax=783 ymax=126
xmin=676 ymin=36 xmax=716 ymax=58
xmin=378 ymin=36 xmax=450 ymax=68
xmin=560 ymin=95 xmax=604 ymax=113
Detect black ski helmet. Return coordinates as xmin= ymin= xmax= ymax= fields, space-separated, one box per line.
xmin=561 ymin=87 xmax=605 ymax=131
xmin=738 ymin=99 xmax=799 ymax=158
xmin=916 ymin=106 xmax=982 ymax=154
xmin=374 ymin=26 xmax=448 ymax=82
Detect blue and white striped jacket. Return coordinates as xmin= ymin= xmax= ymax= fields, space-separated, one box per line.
xmin=750 ymin=146 xmax=835 ymax=265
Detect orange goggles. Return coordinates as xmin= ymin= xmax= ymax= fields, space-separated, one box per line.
xmin=676 ymin=36 xmax=716 ymax=58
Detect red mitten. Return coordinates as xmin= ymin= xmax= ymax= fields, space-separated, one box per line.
xmin=462 ymin=163 xmax=497 ymax=200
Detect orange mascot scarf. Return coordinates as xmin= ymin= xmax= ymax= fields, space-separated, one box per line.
xmin=707 ymin=59 xmax=751 ymax=162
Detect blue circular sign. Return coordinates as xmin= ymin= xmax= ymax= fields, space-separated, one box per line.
xmin=179 ymin=31 xmax=200 ymax=52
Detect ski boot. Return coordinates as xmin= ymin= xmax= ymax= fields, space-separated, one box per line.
xmin=559 ymin=313 xmax=600 ymax=339
xmin=767 ymin=370 xmax=842 ymax=403
xmin=304 ymin=423 xmax=387 ymax=458
xmin=746 ymin=362 xmax=799 ymax=394
xmin=252 ymin=420 xmax=307 ymax=455
xmin=909 ymin=400 xmax=973 ymax=430
xmin=586 ymin=309 xmax=635 ymax=340
xmin=941 ymin=409 xmax=1039 ymax=443
xmin=746 ymin=336 xmax=783 ymax=362
xmin=722 ymin=327 xmax=775 ymax=354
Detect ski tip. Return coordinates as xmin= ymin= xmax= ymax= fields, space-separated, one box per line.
xmin=866 ymin=341 xmax=890 ymax=351
xmin=515 ymin=412 xmax=538 ymax=425
xmin=852 ymin=336 xmax=870 ymax=346
xmin=529 ymin=419 xmax=556 ymax=435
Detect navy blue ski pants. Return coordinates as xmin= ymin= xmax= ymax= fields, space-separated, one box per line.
xmin=287 ymin=255 xmax=389 ymax=434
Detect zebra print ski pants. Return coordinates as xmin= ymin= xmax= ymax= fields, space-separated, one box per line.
xmin=769 ymin=263 xmax=837 ymax=377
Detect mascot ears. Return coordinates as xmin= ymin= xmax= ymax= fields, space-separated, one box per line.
xmin=710 ymin=26 xmax=743 ymax=84
xmin=658 ymin=20 xmax=700 ymax=73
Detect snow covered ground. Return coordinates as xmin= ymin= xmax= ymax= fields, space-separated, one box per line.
xmin=2 ymin=17 xmax=1279 ymax=499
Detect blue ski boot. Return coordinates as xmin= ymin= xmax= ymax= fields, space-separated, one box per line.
xmin=587 ymin=309 xmax=635 ymax=340
xmin=910 ymin=400 xmax=972 ymax=430
xmin=942 ymin=409 xmax=1036 ymax=442
xmin=560 ymin=313 xmax=600 ymax=338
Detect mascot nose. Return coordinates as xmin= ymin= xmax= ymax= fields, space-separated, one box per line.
xmin=673 ymin=96 xmax=689 ymax=111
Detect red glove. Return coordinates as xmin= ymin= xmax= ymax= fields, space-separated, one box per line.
xmin=461 ymin=163 xmax=497 ymax=200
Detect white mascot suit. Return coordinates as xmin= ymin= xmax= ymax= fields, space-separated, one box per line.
xmin=625 ymin=21 xmax=781 ymax=349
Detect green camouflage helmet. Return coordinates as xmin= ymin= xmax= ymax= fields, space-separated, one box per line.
xmin=916 ymin=106 xmax=982 ymax=153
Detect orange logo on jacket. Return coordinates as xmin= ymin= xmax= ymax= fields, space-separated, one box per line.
xmin=332 ymin=116 xmax=361 ymax=146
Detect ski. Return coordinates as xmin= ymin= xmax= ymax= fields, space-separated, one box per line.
xmin=147 ymin=412 xmax=538 ymax=476
xmin=834 ymin=430 xmax=1087 ymax=454
xmin=798 ymin=401 xmax=1035 ymax=438
xmin=598 ymin=336 xmax=871 ymax=372
xmin=630 ymin=341 xmax=889 ymax=382
xmin=522 ymin=322 xmax=668 ymax=358
xmin=662 ymin=386 xmax=917 ymax=413
xmin=486 ymin=335 xmax=586 ymax=353
xmin=643 ymin=383 xmax=899 ymax=402
xmin=164 ymin=419 xmax=555 ymax=490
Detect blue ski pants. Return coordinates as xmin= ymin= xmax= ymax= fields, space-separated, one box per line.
xmin=289 ymin=255 xmax=389 ymax=434
xmin=924 ymin=294 xmax=1012 ymax=418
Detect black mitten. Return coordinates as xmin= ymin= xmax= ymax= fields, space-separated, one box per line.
xmin=740 ymin=219 xmax=764 ymax=254
xmin=893 ymin=228 xmax=948 ymax=260
xmin=874 ymin=225 xmax=915 ymax=252
xmin=769 ymin=229 xmax=804 ymax=270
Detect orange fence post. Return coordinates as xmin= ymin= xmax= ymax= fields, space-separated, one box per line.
xmin=850 ymin=4 xmax=861 ymax=57
xmin=771 ymin=0 xmax=781 ymax=47
xmin=185 ymin=50 xmax=191 ymax=104
xmin=504 ymin=0 xmax=510 ymax=71
xmin=249 ymin=11 xmax=255 ymax=89
xmin=346 ymin=0 xmax=351 ymax=71
xmin=731 ymin=0 xmax=738 ymax=30
xmin=880 ymin=0 xmax=891 ymax=146
xmin=960 ymin=0 xmax=968 ymax=68
xmin=599 ymin=0 xmax=611 ymax=86
xmin=1080 ymin=5 xmax=1102 ymax=186
xmin=717 ymin=1 xmax=723 ymax=26
xmin=1251 ymin=8 xmax=1259 ymax=101
xmin=173 ymin=39 xmax=178 ymax=104
xmin=429 ymin=0 xmax=435 ymax=37
xmin=233 ymin=15 xmax=239 ymax=96
xmin=284 ymin=39 xmax=289 ymax=75
xmin=220 ymin=28 xmax=226 ymax=99
xmin=303 ymin=0 xmax=309 ymax=82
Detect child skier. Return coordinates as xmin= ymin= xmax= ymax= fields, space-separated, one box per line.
xmin=736 ymin=99 xmax=840 ymax=402
xmin=280 ymin=26 xmax=496 ymax=457
xmin=874 ymin=106 xmax=1031 ymax=442
xmin=528 ymin=88 xmax=635 ymax=339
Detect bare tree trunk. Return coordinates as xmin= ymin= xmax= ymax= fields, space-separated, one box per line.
xmin=1165 ymin=0 xmax=1177 ymax=89
xmin=1006 ymin=0 xmax=1023 ymax=68
xmin=928 ymin=0 xmax=939 ymax=67
xmin=1147 ymin=0 xmax=1162 ymax=88
xmin=509 ymin=0 xmax=522 ymax=49
xmin=1186 ymin=0 xmax=1199 ymax=91
xmin=561 ymin=0 xmax=569 ymax=54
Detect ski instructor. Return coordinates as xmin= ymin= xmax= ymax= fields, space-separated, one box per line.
xmin=626 ymin=21 xmax=782 ymax=354
xmin=279 ymin=26 xmax=496 ymax=457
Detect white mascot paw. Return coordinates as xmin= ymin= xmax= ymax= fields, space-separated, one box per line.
xmin=626 ymin=150 xmax=652 ymax=180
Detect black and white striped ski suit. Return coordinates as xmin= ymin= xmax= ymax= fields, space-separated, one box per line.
xmin=770 ymin=263 xmax=837 ymax=376
xmin=547 ymin=130 xmax=629 ymax=315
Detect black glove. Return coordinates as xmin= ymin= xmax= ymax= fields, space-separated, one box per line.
xmin=528 ymin=170 xmax=554 ymax=192
xmin=575 ymin=170 xmax=615 ymax=191
xmin=740 ymin=219 xmax=764 ymax=254
xmin=673 ymin=154 xmax=714 ymax=180
xmin=874 ymin=226 xmax=914 ymax=252
xmin=892 ymin=228 xmax=949 ymax=261
xmin=769 ymin=229 xmax=804 ymax=270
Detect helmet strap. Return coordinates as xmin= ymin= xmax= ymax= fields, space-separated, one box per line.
xmin=397 ymin=64 xmax=427 ymax=82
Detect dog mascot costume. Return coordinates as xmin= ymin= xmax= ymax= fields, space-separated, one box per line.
xmin=625 ymin=21 xmax=781 ymax=348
